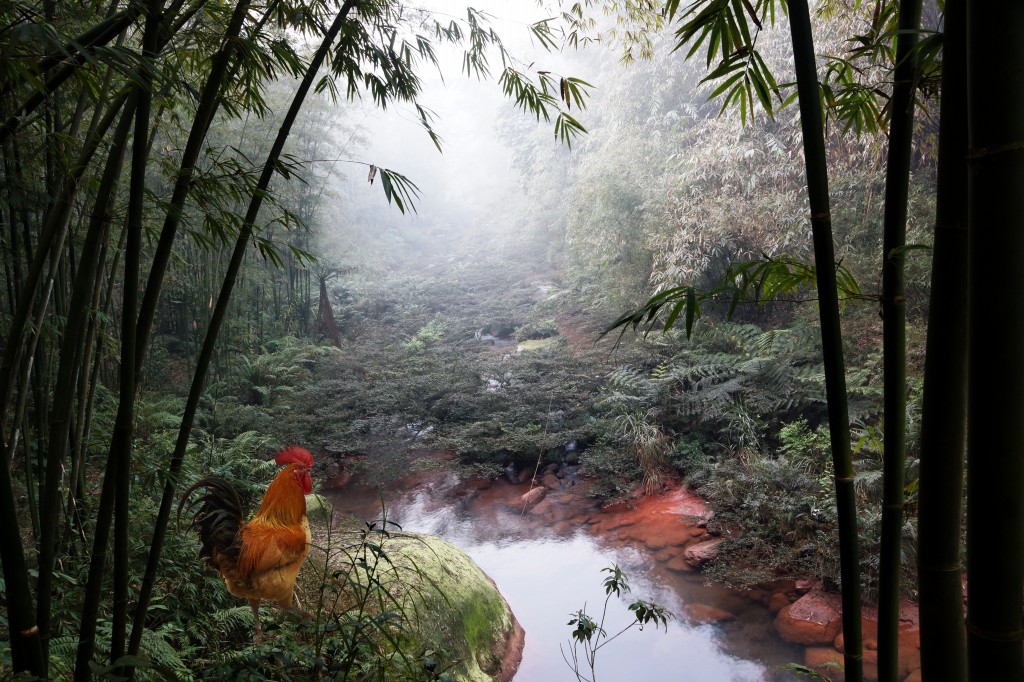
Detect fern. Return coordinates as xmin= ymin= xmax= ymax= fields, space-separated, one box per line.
xmin=605 ymin=366 xmax=651 ymax=394
xmin=47 ymin=635 xmax=79 ymax=680
xmin=137 ymin=629 xmax=194 ymax=681
xmin=212 ymin=605 xmax=257 ymax=637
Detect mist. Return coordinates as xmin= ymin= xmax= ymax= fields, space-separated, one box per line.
xmin=315 ymin=1 xmax=610 ymax=271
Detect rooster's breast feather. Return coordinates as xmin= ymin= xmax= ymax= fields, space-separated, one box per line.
xmin=236 ymin=519 xmax=311 ymax=579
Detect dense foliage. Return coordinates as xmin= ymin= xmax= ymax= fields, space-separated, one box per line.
xmin=4 ymin=0 xmax=1019 ymax=680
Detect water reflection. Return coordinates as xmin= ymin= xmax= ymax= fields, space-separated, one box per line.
xmin=325 ymin=472 xmax=803 ymax=681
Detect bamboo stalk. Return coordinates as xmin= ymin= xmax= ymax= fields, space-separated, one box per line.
xmin=965 ymin=1 xmax=1024 ymax=678
xmin=787 ymin=1 xmax=862 ymax=679
xmin=876 ymin=0 xmax=923 ymax=678
xmin=916 ymin=0 xmax=968 ymax=679
xmin=126 ymin=0 xmax=362 ymax=662
xmin=30 ymin=92 xmax=131 ymax=669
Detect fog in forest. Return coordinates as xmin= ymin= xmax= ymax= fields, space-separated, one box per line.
xmin=314 ymin=1 xmax=621 ymax=271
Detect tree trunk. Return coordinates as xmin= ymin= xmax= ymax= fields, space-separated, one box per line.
xmin=126 ymin=0 xmax=360 ymax=663
xmin=876 ymin=0 xmax=923 ymax=677
xmin=787 ymin=1 xmax=862 ymax=679
xmin=965 ymin=2 xmax=1024 ymax=678
xmin=916 ymin=0 xmax=968 ymax=678
xmin=318 ymin=275 xmax=342 ymax=347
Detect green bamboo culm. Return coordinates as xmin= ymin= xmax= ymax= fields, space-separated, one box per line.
xmin=786 ymin=0 xmax=862 ymax=679
xmin=965 ymin=1 xmax=1024 ymax=679
xmin=876 ymin=0 xmax=923 ymax=678
xmin=0 ymin=455 xmax=44 ymax=674
xmin=118 ymin=1 xmax=164 ymax=662
xmin=132 ymin=0 xmax=258 ymax=380
xmin=74 ymin=0 xmax=163 ymax=674
xmin=1 ymin=84 xmax=133 ymax=674
xmin=916 ymin=0 xmax=968 ymax=678
xmin=126 ymin=0 xmax=361 ymax=664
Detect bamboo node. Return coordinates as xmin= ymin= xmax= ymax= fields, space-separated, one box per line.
xmin=967 ymin=141 xmax=1024 ymax=161
xmin=965 ymin=620 xmax=1024 ymax=642
xmin=917 ymin=562 xmax=962 ymax=573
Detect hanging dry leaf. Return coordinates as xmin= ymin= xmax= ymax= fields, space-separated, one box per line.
xmin=367 ymin=165 xmax=377 ymax=185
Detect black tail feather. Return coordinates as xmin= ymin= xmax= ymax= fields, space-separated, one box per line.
xmin=177 ymin=476 xmax=246 ymax=569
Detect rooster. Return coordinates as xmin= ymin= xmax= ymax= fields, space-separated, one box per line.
xmin=179 ymin=445 xmax=314 ymax=641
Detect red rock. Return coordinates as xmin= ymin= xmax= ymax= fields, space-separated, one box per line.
xmin=638 ymin=526 xmax=694 ymax=551
xmin=684 ymin=539 xmax=723 ymax=567
xmin=773 ymin=590 xmax=843 ymax=645
xmin=529 ymin=498 xmax=562 ymax=520
xmin=795 ymin=578 xmax=820 ymax=594
xmin=863 ymin=647 xmax=879 ymax=680
xmin=519 ymin=486 xmax=546 ymax=508
xmin=804 ymin=647 xmax=845 ymax=681
xmin=898 ymin=627 xmax=921 ymax=653
xmin=899 ymin=642 xmax=921 ymax=676
xmin=834 ymin=617 xmax=919 ymax=678
xmin=675 ymin=489 xmax=714 ymax=521
xmin=768 ymin=592 xmax=791 ymax=614
xmin=905 ymin=669 xmax=922 ymax=682
xmin=541 ymin=473 xmax=561 ymax=489
xmin=685 ymin=603 xmax=735 ymax=623
xmin=587 ymin=486 xmax=710 ymax=557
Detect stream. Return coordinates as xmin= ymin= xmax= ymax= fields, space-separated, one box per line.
xmin=323 ymin=466 xmax=806 ymax=681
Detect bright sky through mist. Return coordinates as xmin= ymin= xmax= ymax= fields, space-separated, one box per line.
xmin=332 ymin=1 xmax=591 ymax=249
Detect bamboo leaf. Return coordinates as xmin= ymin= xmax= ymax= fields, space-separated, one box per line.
xmin=729 ymin=0 xmax=753 ymax=47
xmin=707 ymin=71 xmax=745 ymax=100
xmin=664 ymin=298 xmax=687 ymax=332
xmin=378 ymin=168 xmax=421 ymax=214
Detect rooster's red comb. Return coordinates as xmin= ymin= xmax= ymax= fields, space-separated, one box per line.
xmin=275 ymin=445 xmax=313 ymax=468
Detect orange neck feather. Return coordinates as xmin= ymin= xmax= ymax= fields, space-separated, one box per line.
xmin=254 ymin=464 xmax=307 ymax=524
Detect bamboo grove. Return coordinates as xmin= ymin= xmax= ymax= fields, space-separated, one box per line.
xmin=2 ymin=0 xmax=1024 ymax=681
xmin=598 ymin=0 xmax=1024 ymax=680
xmin=0 ymin=0 xmax=589 ymax=678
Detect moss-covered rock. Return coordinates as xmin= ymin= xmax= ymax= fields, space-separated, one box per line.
xmin=379 ymin=533 xmax=524 ymax=682
xmin=305 ymin=523 xmax=523 ymax=682
xmin=304 ymin=493 xmax=333 ymax=523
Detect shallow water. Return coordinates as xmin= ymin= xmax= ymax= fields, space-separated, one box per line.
xmin=324 ymin=470 xmax=804 ymax=681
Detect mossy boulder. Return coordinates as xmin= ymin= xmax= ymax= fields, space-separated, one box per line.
xmin=379 ymin=533 xmax=524 ymax=682
xmin=304 ymin=493 xmax=333 ymax=522
xmin=306 ymin=526 xmax=523 ymax=682
xmin=516 ymin=337 xmax=558 ymax=353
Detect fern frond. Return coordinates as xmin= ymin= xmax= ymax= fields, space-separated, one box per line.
xmin=138 ymin=629 xmax=194 ymax=681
